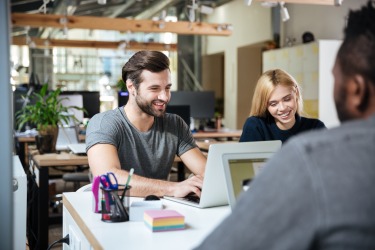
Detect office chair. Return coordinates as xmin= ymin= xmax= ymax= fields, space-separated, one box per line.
xmin=76 ymin=183 xmax=92 ymax=192
xmin=62 ymin=167 xmax=92 ymax=191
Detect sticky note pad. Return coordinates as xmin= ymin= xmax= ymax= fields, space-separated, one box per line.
xmin=144 ymin=210 xmax=185 ymax=232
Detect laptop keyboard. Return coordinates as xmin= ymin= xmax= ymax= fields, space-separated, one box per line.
xmin=183 ymin=194 xmax=200 ymax=204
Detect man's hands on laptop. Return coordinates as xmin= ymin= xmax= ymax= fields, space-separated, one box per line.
xmin=171 ymin=175 xmax=203 ymax=198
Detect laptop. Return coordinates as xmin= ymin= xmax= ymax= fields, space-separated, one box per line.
xmin=55 ymin=126 xmax=80 ymax=151
xmin=67 ymin=143 xmax=87 ymax=155
xmin=221 ymin=140 xmax=282 ymax=210
xmin=163 ymin=141 xmax=280 ymax=208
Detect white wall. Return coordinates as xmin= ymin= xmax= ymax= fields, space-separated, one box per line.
xmin=204 ymin=0 xmax=272 ymax=129
xmin=284 ymin=0 xmax=368 ymax=45
xmin=202 ymin=0 xmax=367 ymax=129
xmin=318 ymin=40 xmax=341 ymax=128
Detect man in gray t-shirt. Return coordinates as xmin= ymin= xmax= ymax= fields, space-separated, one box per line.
xmin=86 ymin=51 xmax=206 ymax=198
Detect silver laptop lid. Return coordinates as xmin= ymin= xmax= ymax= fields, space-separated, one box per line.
xmin=222 ymin=140 xmax=282 ymax=210
xmin=164 ymin=141 xmax=281 ymax=208
xmin=56 ymin=126 xmax=79 ymax=151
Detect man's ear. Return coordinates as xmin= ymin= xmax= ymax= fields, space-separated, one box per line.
xmin=348 ymin=74 xmax=370 ymax=113
xmin=126 ymin=79 xmax=134 ymax=95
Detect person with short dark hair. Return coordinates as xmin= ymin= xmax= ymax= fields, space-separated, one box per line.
xmin=86 ymin=51 xmax=206 ymax=197
xmin=195 ymin=1 xmax=375 ymax=249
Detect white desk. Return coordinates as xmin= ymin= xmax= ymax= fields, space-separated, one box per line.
xmin=63 ymin=192 xmax=230 ymax=250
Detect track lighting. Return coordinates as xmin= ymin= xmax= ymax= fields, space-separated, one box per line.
xmin=334 ymin=0 xmax=343 ymax=6
xmin=244 ymin=0 xmax=253 ymax=6
xmin=280 ymin=2 xmax=290 ymax=22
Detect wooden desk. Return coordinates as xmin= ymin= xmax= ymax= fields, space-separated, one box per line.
xmin=29 ymin=153 xmax=186 ymax=249
xmin=196 ymin=140 xmax=238 ymax=152
xmin=193 ymin=129 xmax=242 ymax=140
xmin=16 ymin=134 xmax=85 ymax=167
xmin=63 ymin=192 xmax=230 ymax=250
xmin=29 ymin=152 xmax=89 ymax=250
xmin=16 ymin=135 xmax=36 ymax=168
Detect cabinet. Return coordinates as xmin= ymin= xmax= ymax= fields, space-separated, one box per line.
xmin=263 ymin=40 xmax=341 ymax=128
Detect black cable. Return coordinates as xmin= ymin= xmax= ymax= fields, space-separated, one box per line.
xmin=46 ymin=234 xmax=69 ymax=250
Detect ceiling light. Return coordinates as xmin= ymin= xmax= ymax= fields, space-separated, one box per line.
xmin=98 ymin=0 xmax=106 ymax=4
xmin=334 ymin=0 xmax=343 ymax=6
xmin=244 ymin=0 xmax=253 ymax=6
xmin=118 ymin=41 xmax=126 ymax=50
xmin=158 ymin=21 xmax=166 ymax=29
xmin=188 ymin=7 xmax=195 ymax=22
xmin=261 ymin=2 xmax=278 ymax=8
xmin=280 ymin=2 xmax=290 ymax=22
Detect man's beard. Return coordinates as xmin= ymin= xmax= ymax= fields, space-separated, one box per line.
xmin=135 ymin=95 xmax=166 ymax=117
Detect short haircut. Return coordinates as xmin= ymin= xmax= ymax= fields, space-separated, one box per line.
xmin=337 ymin=1 xmax=375 ymax=88
xmin=122 ymin=51 xmax=170 ymax=90
xmin=250 ymin=69 xmax=303 ymax=118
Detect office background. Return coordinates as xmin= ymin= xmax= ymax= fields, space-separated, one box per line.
xmin=1 ymin=0 xmax=368 ymax=248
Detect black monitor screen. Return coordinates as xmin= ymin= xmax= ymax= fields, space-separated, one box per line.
xmin=61 ymin=91 xmax=100 ymax=118
xmin=118 ymin=91 xmax=129 ymax=107
xmin=166 ymin=105 xmax=190 ymax=126
xmin=168 ymin=91 xmax=215 ymax=119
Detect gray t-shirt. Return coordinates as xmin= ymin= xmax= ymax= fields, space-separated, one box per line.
xmin=195 ymin=114 xmax=375 ymax=250
xmin=86 ymin=107 xmax=197 ymax=180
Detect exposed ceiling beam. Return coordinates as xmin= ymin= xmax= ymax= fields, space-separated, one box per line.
xmin=11 ymin=36 xmax=177 ymax=51
xmin=11 ymin=13 xmax=232 ymax=36
xmin=255 ymin=0 xmax=342 ymax=5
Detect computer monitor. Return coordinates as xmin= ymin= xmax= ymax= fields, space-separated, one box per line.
xmin=58 ymin=94 xmax=84 ymax=125
xmin=166 ymin=105 xmax=190 ymax=126
xmin=169 ymin=91 xmax=215 ymax=119
xmin=118 ymin=91 xmax=129 ymax=107
xmin=61 ymin=91 xmax=100 ymax=118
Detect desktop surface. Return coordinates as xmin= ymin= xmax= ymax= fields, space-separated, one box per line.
xmin=63 ymin=192 xmax=230 ymax=250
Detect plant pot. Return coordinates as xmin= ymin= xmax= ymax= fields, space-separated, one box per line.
xmin=37 ymin=125 xmax=59 ymax=153
xmin=35 ymin=134 xmax=54 ymax=154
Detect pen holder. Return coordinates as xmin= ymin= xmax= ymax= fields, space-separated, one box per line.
xmin=101 ymin=185 xmax=131 ymax=223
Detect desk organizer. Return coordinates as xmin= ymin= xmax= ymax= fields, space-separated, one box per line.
xmin=101 ymin=185 xmax=131 ymax=223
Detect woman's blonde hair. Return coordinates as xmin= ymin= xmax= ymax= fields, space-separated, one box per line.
xmin=250 ymin=69 xmax=303 ymax=117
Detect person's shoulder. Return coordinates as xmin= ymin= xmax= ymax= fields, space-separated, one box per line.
xmin=89 ymin=108 xmax=122 ymax=125
xmin=300 ymin=116 xmax=326 ymax=128
xmin=245 ymin=116 xmax=268 ymax=125
xmin=287 ymin=116 xmax=374 ymax=151
xmin=162 ymin=113 xmax=186 ymax=126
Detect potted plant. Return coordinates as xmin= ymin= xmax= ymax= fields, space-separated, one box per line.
xmin=16 ymin=84 xmax=84 ymax=153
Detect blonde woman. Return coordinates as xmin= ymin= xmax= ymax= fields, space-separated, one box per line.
xmin=240 ymin=69 xmax=325 ymax=143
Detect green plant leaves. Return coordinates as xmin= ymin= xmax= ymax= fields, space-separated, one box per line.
xmin=15 ymin=84 xmax=86 ymax=131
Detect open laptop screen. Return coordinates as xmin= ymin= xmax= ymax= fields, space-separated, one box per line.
xmin=222 ymin=140 xmax=282 ymax=210
xmin=226 ymin=158 xmax=267 ymax=200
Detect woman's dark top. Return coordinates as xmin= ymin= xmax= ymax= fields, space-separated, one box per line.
xmin=239 ymin=114 xmax=326 ymax=143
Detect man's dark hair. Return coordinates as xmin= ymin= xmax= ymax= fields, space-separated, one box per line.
xmin=122 ymin=51 xmax=170 ymax=90
xmin=336 ymin=0 xmax=375 ymax=110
